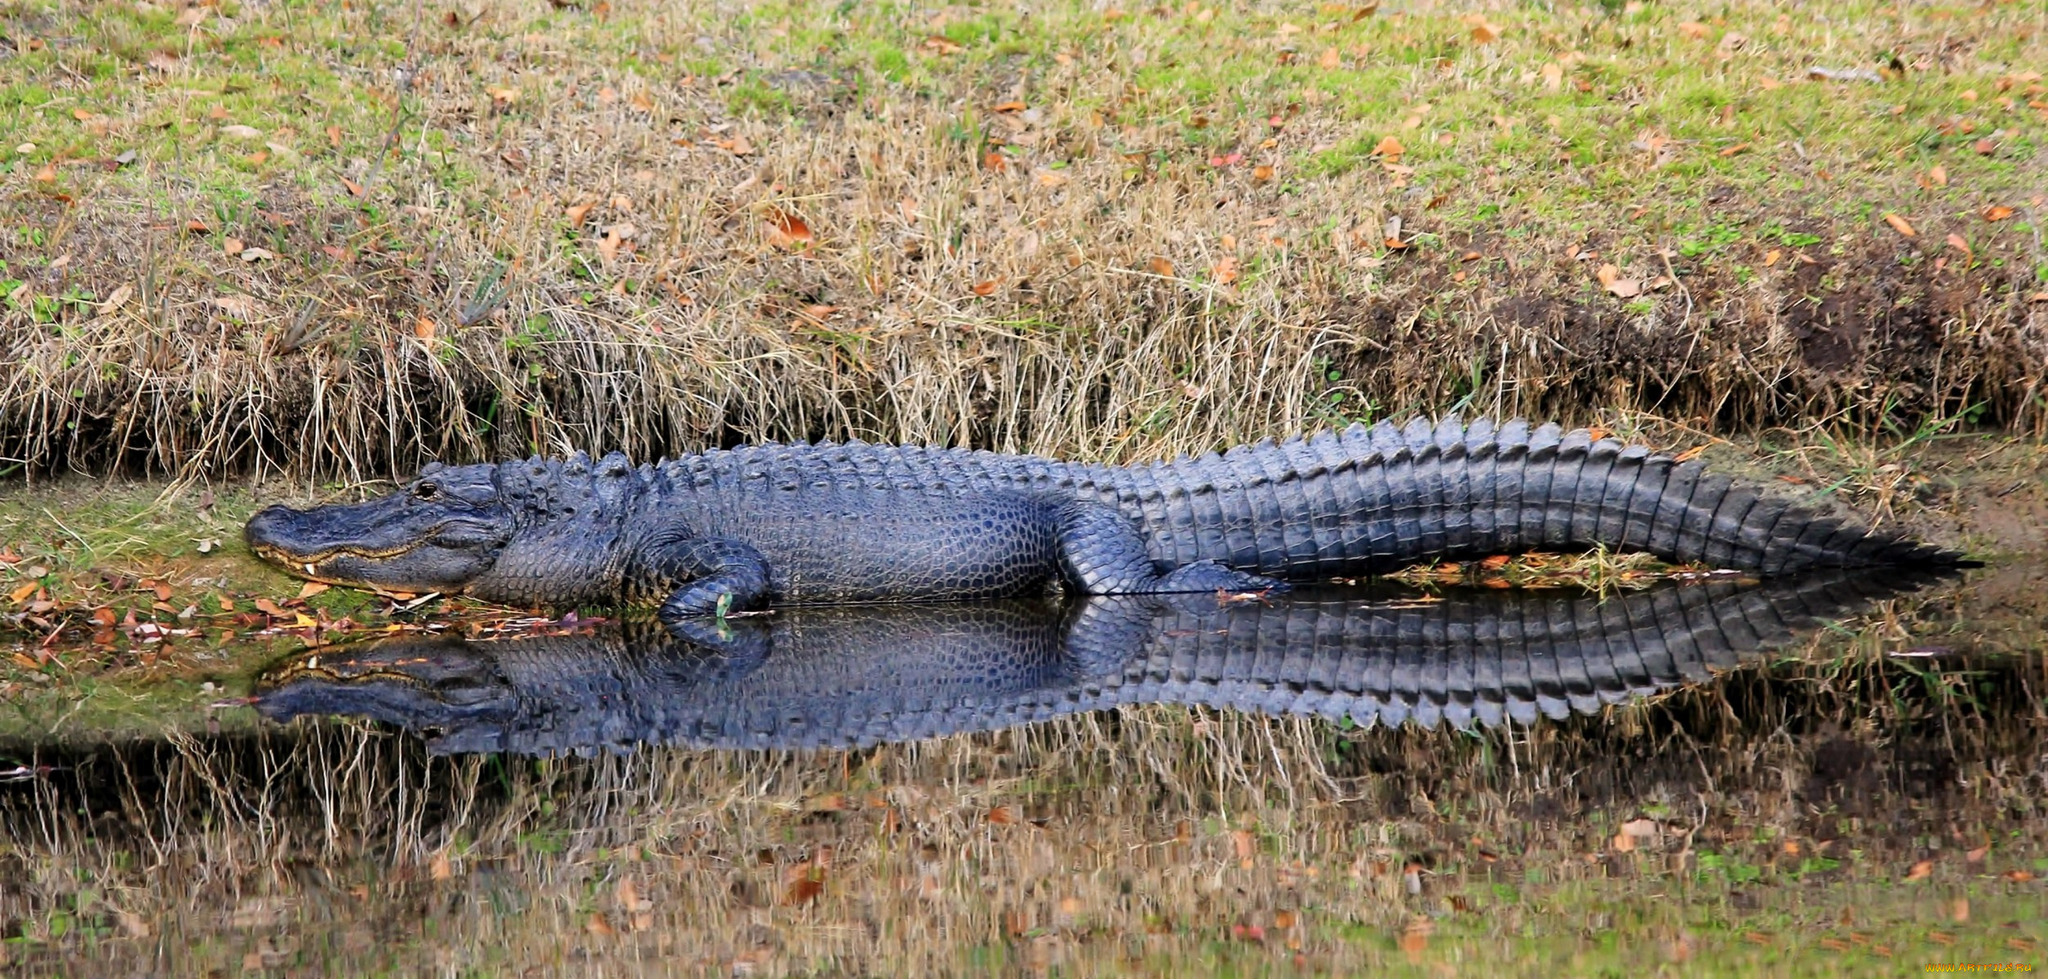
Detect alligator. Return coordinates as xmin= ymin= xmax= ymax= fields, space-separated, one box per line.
xmin=243 ymin=417 xmax=1972 ymax=616
xmin=252 ymin=572 xmax=1940 ymax=754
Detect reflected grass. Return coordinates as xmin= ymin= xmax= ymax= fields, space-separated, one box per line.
xmin=2 ymin=567 xmax=2043 ymax=974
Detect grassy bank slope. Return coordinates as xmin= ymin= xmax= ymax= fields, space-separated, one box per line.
xmin=2 ymin=0 xmax=2045 ymax=477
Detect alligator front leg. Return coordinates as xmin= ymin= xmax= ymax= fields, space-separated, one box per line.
xmin=633 ymin=535 xmax=774 ymax=619
xmin=1055 ymin=501 xmax=1286 ymax=595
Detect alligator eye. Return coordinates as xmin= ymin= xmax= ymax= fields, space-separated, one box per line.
xmin=415 ymin=481 xmax=439 ymax=501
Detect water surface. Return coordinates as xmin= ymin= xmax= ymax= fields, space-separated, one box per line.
xmin=3 ymin=564 xmax=2043 ymax=975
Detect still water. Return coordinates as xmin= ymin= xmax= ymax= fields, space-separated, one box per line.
xmin=3 ymin=566 xmax=2044 ymax=974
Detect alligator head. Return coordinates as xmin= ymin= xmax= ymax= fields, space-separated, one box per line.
xmin=252 ymin=636 xmax=520 ymax=732
xmin=244 ymin=462 xmax=517 ymax=595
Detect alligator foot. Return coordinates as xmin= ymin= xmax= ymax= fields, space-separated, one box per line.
xmin=1154 ymin=560 xmax=1289 ymax=595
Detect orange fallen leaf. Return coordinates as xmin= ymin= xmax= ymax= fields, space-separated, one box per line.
xmin=1252 ymin=164 xmax=1275 ymax=182
xmin=564 ymin=201 xmax=596 ymax=226
xmin=1983 ymin=205 xmax=2015 ymax=221
xmin=585 ymin=912 xmax=615 ymax=935
xmin=1717 ymin=141 xmax=1751 ymax=157
xmin=340 ymin=176 xmax=366 ymax=198
xmin=92 ymin=607 xmax=117 ymax=626
xmin=1881 ymin=212 xmax=1917 ymax=237
xmin=1945 ymin=233 xmax=1971 ymax=260
xmin=1318 ymin=47 xmax=1342 ymax=69
xmin=782 ymin=877 xmax=824 ymax=906
xmin=1924 ymin=164 xmax=1948 ymax=187
xmin=970 ymin=279 xmax=1000 ymax=297
xmin=297 ymin=581 xmax=331 ymax=599
xmin=1371 ymin=136 xmax=1405 ymax=158
xmin=1463 ymin=14 xmax=1500 ymax=43
xmin=990 ymin=100 xmax=1026 ymax=113
xmin=8 ymin=582 xmax=37 ymax=604
xmin=987 ymin=805 xmax=1018 ymax=825
xmin=764 ymin=209 xmax=813 ymax=249
xmin=1904 ymin=859 xmax=1934 ymax=881
xmin=1210 ymin=256 xmax=1240 ymax=284
xmin=34 ymin=162 xmax=56 ymax=183
xmin=1146 ymin=256 xmax=1176 ymax=277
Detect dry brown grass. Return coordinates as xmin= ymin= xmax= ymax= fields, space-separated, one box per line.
xmin=1 ymin=0 xmax=2044 ymax=480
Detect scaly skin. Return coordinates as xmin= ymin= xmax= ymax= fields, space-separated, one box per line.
xmin=250 ymin=572 xmax=1947 ymax=755
xmin=242 ymin=417 xmax=1973 ymax=616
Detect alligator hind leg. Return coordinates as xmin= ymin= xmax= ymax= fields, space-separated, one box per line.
xmin=1055 ymin=501 xmax=1286 ymax=595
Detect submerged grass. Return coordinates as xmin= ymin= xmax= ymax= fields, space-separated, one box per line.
xmin=1 ymin=0 xmax=2044 ymax=480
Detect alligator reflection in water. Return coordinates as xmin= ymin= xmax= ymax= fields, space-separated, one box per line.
xmin=253 ymin=572 xmax=1945 ymax=755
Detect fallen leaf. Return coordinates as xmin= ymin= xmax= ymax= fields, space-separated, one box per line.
xmin=34 ymin=162 xmax=56 ymax=183
xmin=565 ymin=201 xmax=596 ymax=226
xmin=429 ymin=850 xmax=453 ymax=880
xmin=1371 ymin=135 xmax=1405 ymax=158
xmin=1318 ymin=47 xmax=1342 ymax=69
xmin=239 ymin=247 xmax=274 ymax=262
xmin=782 ymin=877 xmax=824 ymax=906
xmin=220 ymin=124 xmax=262 ymax=139
xmin=1210 ymin=256 xmax=1240 ymax=284
xmin=1945 ymin=233 xmax=1971 ymax=260
xmin=1464 ymin=14 xmax=1500 ymax=43
xmin=1983 ymin=205 xmax=2015 ymax=221
xmin=7 ymin=582 xmax=36 ymax=604
xmin=585 ymin=912 xmax=615 ymax=935
xmin=1717 ymin=141 xmax=1751 ymax=157
xmin=297 ymin=581 xmax=330 ymax=599
xmin=1146 ymin=256 xmax=1176 ymax=277
xmin=990 ymin=100 xmax=1027 ymax=113
xmin=1904 ymin=859 xmax=1934 ymax=881
xmin=1596 ymin=263 xmax=1641 ymax=297
xmin=341 ymin=176 xmax=366 ymax=198
xmin=1677 ymin=21 xmax=1710 ymax=39
xmin=970 ymin=278 xmax=1000 ymax=296
xmin=1924 ymin=164 xmax=1948 ymax=187
xmin=413 ymin=318 xmax=436 ymax=342
xmin=1252 ymin=164 xmax=1275 ymax=182
xmin=1881 ymin=212 xmax=1917 ymax=237
xmin=223 ymin=237 xmax=245 ymax=256
xmin=764 ymin=209 xmax=813 ymax=249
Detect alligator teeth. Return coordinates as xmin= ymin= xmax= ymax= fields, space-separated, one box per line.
xmin=304 ymin=563 xmax=317 ymax=576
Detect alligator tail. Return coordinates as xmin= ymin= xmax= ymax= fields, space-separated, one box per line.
xmin=1135 ymin=416 xmax=1973 ymax=576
